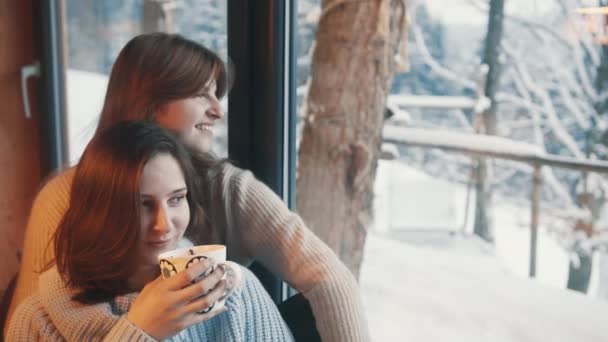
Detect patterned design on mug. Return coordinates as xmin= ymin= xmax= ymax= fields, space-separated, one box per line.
xmin=159 ymin=259 xmax=178 ymax=278
xmin=199 ymin=302 xmax=216 ymax=314
xmin=185 ymin=255 xmax=208 ymax=269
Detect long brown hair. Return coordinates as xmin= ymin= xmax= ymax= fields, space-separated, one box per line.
xmin=96 ymin=32 xmax=229 ymax=134
xmin=54 ymin=121 xmax=206 ymax=302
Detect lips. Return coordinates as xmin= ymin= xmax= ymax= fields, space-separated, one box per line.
xmin=148 ymin=239 xmax=171 ymax=247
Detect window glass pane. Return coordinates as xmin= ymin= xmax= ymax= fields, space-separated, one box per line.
xmin=65 ymin=0 xmax=228 ymax=164
xmin=296 ymin=0 xmax=608 ymax=339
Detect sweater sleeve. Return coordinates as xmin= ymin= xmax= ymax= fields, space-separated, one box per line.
xmin=225 ymin=166 xmax=371 ymax=342
xmin=36 ymin=267 xmax=159 ymax=341
xmin=102 ymin=316 xmax=158 ymax=342
xmin=6 ymin=296 xmax=59 ymax=342
xmin=6 ymin=168 xmax=74 ymax=337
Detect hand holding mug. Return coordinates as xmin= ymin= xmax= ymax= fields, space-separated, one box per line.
xmin=158 ymin=245 xmax=242 ymax=313
xmin=128 ymin=245 xmax=241 ymax=339
xmin=127 ymin=258 xmax=228 ymax=340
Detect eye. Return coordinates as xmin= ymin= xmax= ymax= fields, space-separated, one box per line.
xmin=168 ymin=194 xmax=187 ymax=206
xmin=198 ymin=91 xmax=219 ymax=103
xmin=141 ymin=199 xmax=154 ymax=210
xmin=197 ymin=91 xmax=211 ymax=100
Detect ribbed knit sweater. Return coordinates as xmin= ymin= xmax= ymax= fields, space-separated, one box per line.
xmin=8 ymin=163 xmax=370 ymax=342
xmin=7 ymin=266 xmax=294 ymax=341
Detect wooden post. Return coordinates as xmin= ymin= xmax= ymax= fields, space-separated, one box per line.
xmin=530 ymin=164 xmax=542 ymax=277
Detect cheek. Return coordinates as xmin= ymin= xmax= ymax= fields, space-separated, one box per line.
xmin=158 ymin=104 xmax=196 ymax=132
xmin=177 ymin=205 xmax=191 ymax=233
xmin=139 ymin=211 xmax=151 ymax=232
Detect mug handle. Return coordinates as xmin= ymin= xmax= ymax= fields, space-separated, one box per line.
xmin=195 ymin=260 xmax=242 ymax=314
xmin=219 ymin=261 xmax=242 ymax=299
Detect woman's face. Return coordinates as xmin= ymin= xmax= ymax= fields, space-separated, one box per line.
xmin=156 ymin=81 xmax=224 ymax=154
xmin=136 ymin=153 xmax=191 ymax=267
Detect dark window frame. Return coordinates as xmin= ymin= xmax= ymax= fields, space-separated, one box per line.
xmin=227 ymin=0 xmax=297 ymax=303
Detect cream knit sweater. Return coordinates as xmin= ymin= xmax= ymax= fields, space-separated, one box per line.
xmin=7 ymin=163 xmax=370 ymax=342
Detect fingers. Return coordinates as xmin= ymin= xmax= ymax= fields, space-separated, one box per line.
xmin=181 ymin=279 xmax=228 ymax=315
xmin=174 ymin=266 xmax=226 ymax=304
xmin=165 ymin=258 xmax=215 ymax=290
xmin=139 ymin=275 xmax=165 ymax=294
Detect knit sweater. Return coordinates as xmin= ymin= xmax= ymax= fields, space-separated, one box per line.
xmin=8 ymin=163 xmax=370 ymax=342
xmin=7 ymin=266 xmax=294 ymax=341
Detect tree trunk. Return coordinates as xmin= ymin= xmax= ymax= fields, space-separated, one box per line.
xmin=473 ymin=0 xmax=505 ymax=242
xmin=296 ymin=0 xmax=407 ymax=279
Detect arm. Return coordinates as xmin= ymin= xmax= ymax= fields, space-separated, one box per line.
xmin=24 ymin=262 xmax=226 ymax=341
xmin=225 ymin=166 xmax=371 ymax=342
xmin=7 ymin=295 xmax=158 ymax=342
xmin=6 ymin=168 xmax=75 ymax=337
xmin=6 ymin=296 xmax=58 ymax=342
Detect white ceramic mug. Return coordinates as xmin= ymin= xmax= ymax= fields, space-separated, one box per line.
xmin=158 ymin=244 xmax=241 ymax=314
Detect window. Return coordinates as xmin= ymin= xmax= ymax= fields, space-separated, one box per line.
xmin=65 ymin=0 xmax=228 ymax=164
xmin=296 ymin=0 xmax=608 ymax=340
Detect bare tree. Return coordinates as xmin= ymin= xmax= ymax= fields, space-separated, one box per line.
xmin=296 ymin=0 xmax=408 ymax=279
xmin=473 ymin=0 xmax=505 ymax=242
xmin=405 ymin=0 xmax=608 ymax=291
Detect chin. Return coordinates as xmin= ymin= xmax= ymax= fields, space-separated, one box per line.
xmin=199 ymin=141 xmax=212 ymax=153
xmin=185 ymin=140 xmax=211 ymax=154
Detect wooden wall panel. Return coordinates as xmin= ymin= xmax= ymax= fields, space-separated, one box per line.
xmin=0 ymin=0 xmax=43 ymax=294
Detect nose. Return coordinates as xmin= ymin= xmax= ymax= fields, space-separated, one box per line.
xmin=152 ymin=206 xmax=170 ymax=233
xmin=206 ymin=96 xmax=225 ymax=120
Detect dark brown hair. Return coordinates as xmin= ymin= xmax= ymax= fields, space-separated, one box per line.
xmin=96 ymin=32 xmax=229 ymax=134
xmin=54 ymin=121 xmax=206 ymax=302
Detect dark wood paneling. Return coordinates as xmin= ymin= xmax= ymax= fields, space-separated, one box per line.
xmin=0 ymin=0 xmax=43 ymax=291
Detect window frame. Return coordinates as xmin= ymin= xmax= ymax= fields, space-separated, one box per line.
xmin=227 ymin=0 xmax=297 ymax=303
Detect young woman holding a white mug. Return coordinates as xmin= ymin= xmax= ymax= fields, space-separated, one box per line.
xmin=7 ymin=121 xmax=293 ymax=341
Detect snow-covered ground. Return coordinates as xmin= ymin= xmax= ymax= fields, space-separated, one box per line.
xmin=360 ymin=232 xmax=608 ymax=341
xmin=361 ymin=160 xmax=608 ymax=341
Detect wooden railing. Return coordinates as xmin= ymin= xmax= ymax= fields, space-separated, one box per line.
xmin=383 ymin=125 xmax=608 ymax=277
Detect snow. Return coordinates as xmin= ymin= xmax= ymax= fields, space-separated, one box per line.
xmin=362 ymin=160 xmax=608 ymax=341
xmin=385 ymin=97 xmax=411 ymax=125
xmin=423 ymin=0 xmax=486 ymax=26
xmin=360 ymin=232 xmax=608 ymax=342
xmin=383 ymin=126 xmax=544 ymax=160
xmin=387 ymin=94 xmax=478 ymax=110
xmin=66 ymin=69 xmax=109 ymax=165
xmin=424 ymin=0 xmax=555 ymax=26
